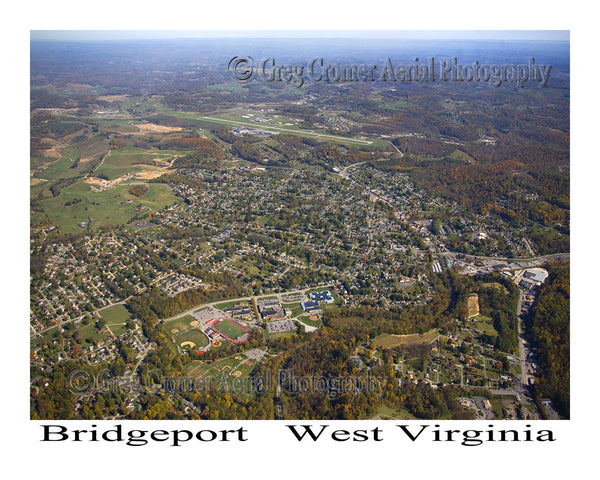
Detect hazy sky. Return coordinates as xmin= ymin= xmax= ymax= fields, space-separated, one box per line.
xmin=30 ymin=30 xmax=570 ymax=42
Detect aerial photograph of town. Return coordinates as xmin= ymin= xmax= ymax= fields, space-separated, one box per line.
xmin=29 ymin=29 xmax=570 ymax=424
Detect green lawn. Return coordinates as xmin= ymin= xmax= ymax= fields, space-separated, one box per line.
xmin=283 ymin=303 xmax=305 ymax=318
xmin=99 ymin=304 xmax=131 ymax=323
xmin=214 ymin=300 xmax=249 ymax=311
xmin=165 ymin=315 xmax=199 ymax=334
xmin=107 ymin=322 xmax=129 ymax=337
xmin=471 ymin=315 xmax=498 ymax=335
xmin=73 ymin=322 xmax=112 ymax=347
xmin=99 ymin=304 xmax=132 ymax=337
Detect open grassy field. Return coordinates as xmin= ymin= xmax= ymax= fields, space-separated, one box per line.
xmin=37 ymin=179 xmax=180 ymax=233
xmin=99 ymin=304 xmax=131 ymax=324
xmin=213 ymin=300 xmax=249 ymax=311
xmin=330 ymin=316 xmax=362 ymax=327
xmin=106 ymin=322 xmax=129 ymax=337
xmin=266 ymin=330 xmax=296 ymax=340
xmin=470 ymin=315 xmax=498 ymax=336
xmin=37 ymin=146 xmax=80 ymax=180
xmin=372 ymin=329 xmax=440 ymax=349
xmin=33 ymin=136 xmax=111 ymax=181
xmin=185 ymin=361 xmax=214 ymax=378
xmin=73 ymin=322 xmax=112 ymax=346
xmin=31 ymin=152 xmax=59 ymax=172
xmin=185 ymin=355 xmax=256 ymax=395
xmin=94 ymin=146 xmax=183 ymax=180
xmin=449 ymin=149 xmax=476 ymax=164
xmin=100 ymin=305 xmax=131 ymax=337
xmin=165 ymin=315 xmax=200 ymax=334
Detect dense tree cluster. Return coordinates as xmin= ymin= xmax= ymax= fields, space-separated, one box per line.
xmin=128 ymin=185 xmax=149 ymax=197
xmin=478 ymin=282 xmax=519 ymax=353
xmin=526 ymin=261 xmax=569 ymax=418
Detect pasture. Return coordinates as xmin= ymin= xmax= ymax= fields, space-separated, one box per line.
xmin=37 ymin=179 xmax=180 ymax=233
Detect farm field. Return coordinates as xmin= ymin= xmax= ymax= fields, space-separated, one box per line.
xmin=94 ymin=146 xmax=184 ymax=180
xmin=32 ymin=135 xmax=111 ymax=180
xmin=36 ymin=146 xmax=81 ymax=180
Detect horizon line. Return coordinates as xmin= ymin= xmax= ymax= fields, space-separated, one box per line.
xmin=30 ymin=30 xmax=570 ymax=42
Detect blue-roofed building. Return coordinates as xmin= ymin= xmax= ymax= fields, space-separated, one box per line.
xmin=309 ymin=290 xmax=334 ymax=303
xmin=301 ymin=300 xmax=321 ymax=313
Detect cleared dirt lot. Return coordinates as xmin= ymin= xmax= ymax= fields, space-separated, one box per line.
xmin=136 ymin=123 xmax=182 ymax=133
